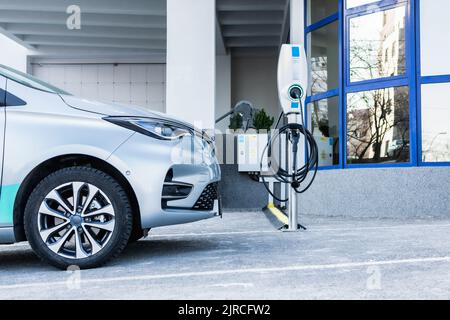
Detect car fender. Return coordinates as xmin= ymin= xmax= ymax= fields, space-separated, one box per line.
xmin=0 ymin=138 xmax=133 ymax=230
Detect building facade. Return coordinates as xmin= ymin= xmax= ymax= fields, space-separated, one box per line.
xmin=301 ymin=0 xmax=450 ymax=218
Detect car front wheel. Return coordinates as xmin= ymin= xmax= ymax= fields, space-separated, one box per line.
xmin=24 ymin=167 xmax=133 ymax=270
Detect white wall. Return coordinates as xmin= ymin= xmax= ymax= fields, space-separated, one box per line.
xmin=215 ymin=54 xmax=231 ymax=133
xmin=0 ymin=33 xmax=29 ymax=72
xmin=166 ymin=0 xmax=216 ymax=129
xmin=420 ymin=0 xmax=450 ymax=76
xmin=231 ymin=56 xmax=281 ymax=121
xmin=32 ymin=63 xmax=166 ymax=112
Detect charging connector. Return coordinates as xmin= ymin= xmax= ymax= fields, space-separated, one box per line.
xmin=289 ymin=86 xmax=303 ymax=101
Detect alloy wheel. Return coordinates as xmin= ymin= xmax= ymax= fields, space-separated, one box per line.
xmin=37 ymin=182 xmax=116 ymax=259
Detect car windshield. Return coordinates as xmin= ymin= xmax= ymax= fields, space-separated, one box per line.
xmin=0 ymin=64 xmax=71 ymax=95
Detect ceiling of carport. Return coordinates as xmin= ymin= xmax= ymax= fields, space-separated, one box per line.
xmin=217 ymin=0 xmax=289 ymax=57
xmin=0 ymin=0 xmax=289 ymax=60
xmin=0 ymin=0 xmax=167 ymax=59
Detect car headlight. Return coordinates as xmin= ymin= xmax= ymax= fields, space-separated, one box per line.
xmin=104 ymin=117 xmax=193 ymax=141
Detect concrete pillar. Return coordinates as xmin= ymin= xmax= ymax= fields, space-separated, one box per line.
xmin=0 ymin=33 xmax=29 ymax=72
xmin=166 ymin=0 xmax=216 ymax=130
xmin=215 ymin=54 xmax=231 ymax=133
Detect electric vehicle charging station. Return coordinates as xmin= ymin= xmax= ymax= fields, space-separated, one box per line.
xmin=267 ymin=0 xmax=318 ymax=232
xmin=279 ymin=43 xmax=311 ymax=231
xmin=230 ymin=1 xmax=319 ymax=232
xmin=259 ymin=43 xmax=318 ymax=232
xmin=245 ymin=42 xmax=318 ymax=232
xmin=213 ymin=0 xmax=317 ymax=232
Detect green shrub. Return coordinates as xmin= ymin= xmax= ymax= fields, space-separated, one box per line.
xmin=253 ymin=109 xmax=274 ymax=132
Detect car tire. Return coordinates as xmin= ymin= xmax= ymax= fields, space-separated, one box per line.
xmin=24 ymin=167 xmax=133 ymax=270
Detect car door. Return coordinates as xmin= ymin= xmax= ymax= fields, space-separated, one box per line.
xmin=0 ymin=76 xmax=7 ymax=227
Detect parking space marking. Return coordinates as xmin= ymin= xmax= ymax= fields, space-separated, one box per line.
xmin=2 ymin=255 xmax=450 ymax=290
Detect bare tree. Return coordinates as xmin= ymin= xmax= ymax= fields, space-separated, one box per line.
xmin=347 ymin=88 xmax=408 ymax=162
xmin=346 ymin=16 xmax=408 ymax=163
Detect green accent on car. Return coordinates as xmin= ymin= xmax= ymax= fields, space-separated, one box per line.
xmin=0 ymin=184 xmax=20 ymax=226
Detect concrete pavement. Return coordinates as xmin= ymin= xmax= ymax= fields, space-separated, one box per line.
xmin=1 ymin=211 xmax=450 ymax=299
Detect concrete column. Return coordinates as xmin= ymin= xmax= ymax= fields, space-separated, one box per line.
xmin=166 ymin=0 xmax=216 ymax=130
xmin=215 ymin=54 xmax=231 ymax=133
xmin=0 ymin=33 xmax=29 ymax=72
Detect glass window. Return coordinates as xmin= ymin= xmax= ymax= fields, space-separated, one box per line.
xmin=308 ymin=21 xmax=339 ymax=95
xmin=421 ymin=83 xmax=450 ymax=162
xmin=347 ymin=86 xmax=410 ymax=164
xmin=420 ymin=0 xmax=450 ymax=76
xmin=307 ymin=0 xmax=338 ymax=25
xmin=347 ymin=0 xmax=378 ymax=9
xmin=309 ymin=96 xmax=340 ymax=166
xmin=6 ymin=91 xmax=26 ymax=107
xmin=349 ymin=5 xmax=406 ymax=82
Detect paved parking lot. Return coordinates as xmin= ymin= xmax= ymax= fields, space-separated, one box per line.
xmin=2 ymin=211 xmax=450 ymax=299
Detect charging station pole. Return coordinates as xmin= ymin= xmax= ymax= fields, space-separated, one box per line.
xmin=287 ymin=0 xmax=305 ymax=231
xmin=287 ymin=115 xmax=299 ymax=231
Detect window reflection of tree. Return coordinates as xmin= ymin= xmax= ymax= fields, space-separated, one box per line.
xmin=311 ymin=56 xmax=328 ymax=94
xmin=423 ymin=132 xmax=450 ymax=162
xmin=349 ymin=7 xmax=406 ymax=82
xmin=346 ymin=7 xmax=409 ymax=164
xmin=347 ymin=88 xmax=409 ymax=163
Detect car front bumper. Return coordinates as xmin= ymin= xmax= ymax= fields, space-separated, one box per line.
xmin=107 ymin=132 xmax=221 ymax=229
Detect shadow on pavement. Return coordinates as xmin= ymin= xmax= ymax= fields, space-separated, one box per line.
xmin=0 ymin=237 xmax=226 ymax=271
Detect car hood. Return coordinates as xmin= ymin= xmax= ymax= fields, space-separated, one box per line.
xmin=60 ymin=94 xmax=193 ymax=128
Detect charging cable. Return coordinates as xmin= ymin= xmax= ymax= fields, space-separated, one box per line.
xmin=259 ymin=96 xmax=319 ymax=202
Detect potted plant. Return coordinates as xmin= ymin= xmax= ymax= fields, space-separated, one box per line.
xmin=253 ymin=109 xmax=274 ymax=133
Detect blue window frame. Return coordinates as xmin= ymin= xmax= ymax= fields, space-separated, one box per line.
xmin=305 ymin=0 xmax=342 ymax=170
xmin=305 ymin=0 xmax=450 ymax=169
xmin=305 ymin=0 xmax=422 ymax=169
xmin=344 ymin=0 xmax=417 ymax=168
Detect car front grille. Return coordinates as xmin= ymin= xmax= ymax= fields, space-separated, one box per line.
xmin=192 ymin=183 xmax=218 ymax=211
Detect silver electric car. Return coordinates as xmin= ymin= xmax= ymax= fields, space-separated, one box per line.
xmin=0 ymin=64 xmax=221 ymax=269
